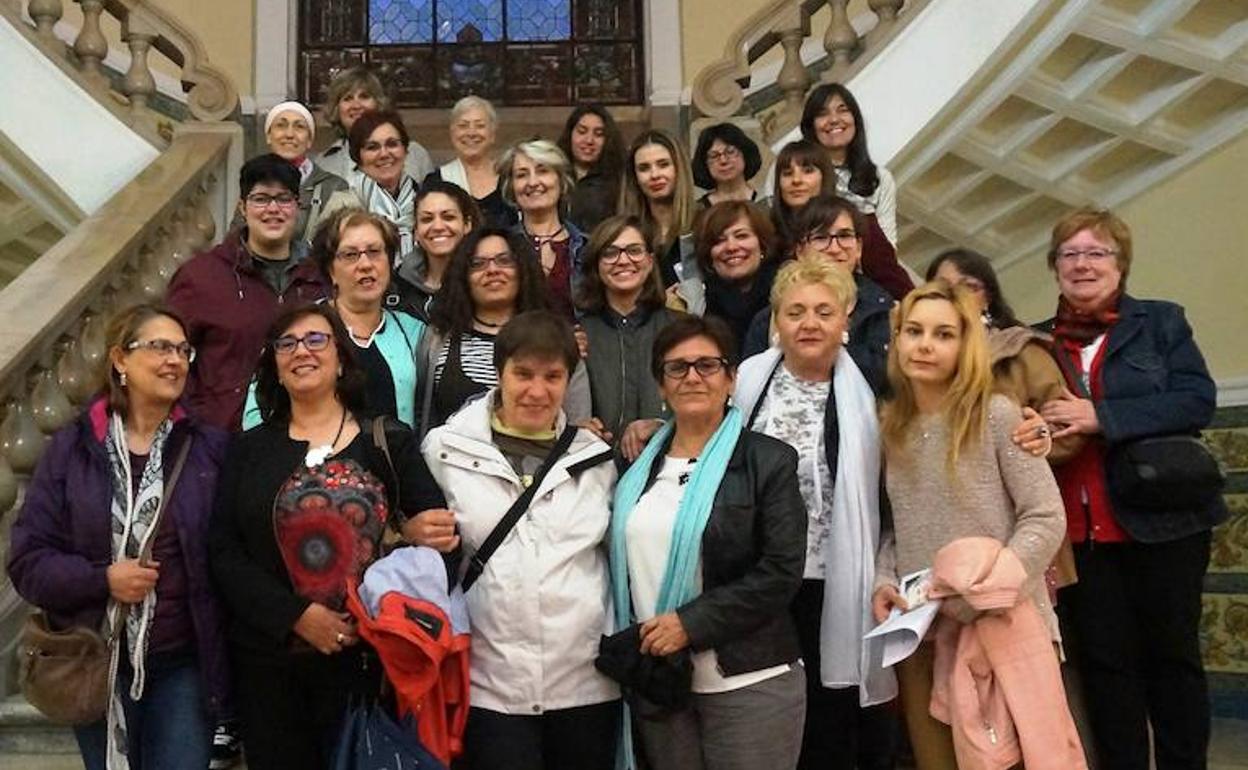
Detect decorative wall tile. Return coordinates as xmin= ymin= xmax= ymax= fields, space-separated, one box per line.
xmin=1203 ymin=593 xmax=1248 ymax=674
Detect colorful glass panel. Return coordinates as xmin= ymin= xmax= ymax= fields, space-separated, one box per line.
xmin=437 ymin=0 xmax=503 ymax=43
xmin=507 ymin=0 xmax=571 ymax=42
xmin=369 ymin=0 xmax=433 ymax=44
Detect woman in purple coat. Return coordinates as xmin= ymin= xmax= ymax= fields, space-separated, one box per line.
xmin=7 ymin=303 xmax=230 ymax=770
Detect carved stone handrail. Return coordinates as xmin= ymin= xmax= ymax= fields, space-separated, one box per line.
xmin=0 ymin=125 xmax=234 ymax=696
xmin=23 ymin=0 xmax=238 ymax=128
xmin=692 ymin=0 xmax=924 ymax=142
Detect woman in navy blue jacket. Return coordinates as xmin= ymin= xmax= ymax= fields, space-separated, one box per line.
xmin=8 ymin=303 xmax=229 ymax=770
xmin=1038 ymin=207 xmax=1226 ymax=770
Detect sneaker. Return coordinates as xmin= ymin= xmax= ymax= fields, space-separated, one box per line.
xmin=210 ymin=721 xmax=242 ymax=770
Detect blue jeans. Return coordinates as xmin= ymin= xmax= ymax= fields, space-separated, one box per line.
xmin=73 ymin=650 xmax=212 ymax=770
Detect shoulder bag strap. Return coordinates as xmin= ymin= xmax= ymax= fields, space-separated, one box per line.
xmin=371 ymin=417 xmax=402 ymax=514
xmin=137 ymin=435 xmax=192 ymax=565
xmin=462 ymin=424 xmax=578 ymax=591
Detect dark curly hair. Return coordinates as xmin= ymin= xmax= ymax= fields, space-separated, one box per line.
xmin=253 ymin=303 xmax=367 ymax=424
xmin=427 ymin=226 xmax=550 ymax=336
xmin=575 ymin=214 xmax=666 ymax=314
xmin=557 ymin=104 xmax=625 ymax=184
xmin=800 ymin=82 xmax=880 ymax=198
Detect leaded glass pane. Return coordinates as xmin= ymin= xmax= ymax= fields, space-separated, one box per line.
xmin=437 ymin=44 xmax=505 ymax=103
xmin=437 ymin=0 xmax=503 ymax=43
xmin=368 ymin=48 xmax=436 ymax=103
xmin=369 ymin=0 xmax=433 ymax=44
xmin=304 ymin=0 xmax=366 ymax=45
xmin=504 ymin=44 xmax=572 ymax=103
xmin=575 ymin=0 xmax=635 ymax=40
xmin=506 ymin=0 xmax=570 ymax=42
xmin=302 ymin=48 xmax=367 ymax=106
xmin=574 ymin=42 xmax=640 ymax=103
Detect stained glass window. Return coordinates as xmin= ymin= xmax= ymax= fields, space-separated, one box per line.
xmin=299 ymin=0 xmax=642 ymax=107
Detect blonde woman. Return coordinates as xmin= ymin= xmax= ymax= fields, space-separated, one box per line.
xmin=620 ymin=129 xmax=697 ymax=286
xmin=872 ymin=282 xmax=1069 ymax=769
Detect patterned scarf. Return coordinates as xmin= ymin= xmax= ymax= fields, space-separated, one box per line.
xmin=355 ymin=173 xmax=417 ymax=264
xmin=103 ymin=411 xmax=173 ymax=770
xmin=1052 ymin=291 xmax=1122 ymax=346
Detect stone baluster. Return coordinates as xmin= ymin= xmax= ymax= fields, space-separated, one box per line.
xmin=0 ymin=452 xmax=16 ymax=514
xmin=120 ymin=15 xmax=158 ymax=114
xmin=72 ymin=0 xmax=108 ymax=82
xmin=57 ymin=333 xmax=97 ymax=405
xmin=190 ymin=190 xmax=217 ymax=252
xmin=867 ymin=0 xmax=904 ymax=27
xmin=136 ymin=244 xmax=170 ymax=300
xmin=0 ymin=396 xmax=48 ymax=475
xmin=776 ymin=26 xmax=811 ymax=118
xmin=27 ymin=0 xmax=63 ymax=39
xmin=77 ymin=311 xmax=108 ymax=377
xmin=823 ymin=0 xmax=859 ymax=73
xmin=30 ymin=366 xmax=74 ymax=435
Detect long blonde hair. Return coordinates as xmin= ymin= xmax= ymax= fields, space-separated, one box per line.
xmin=881 ymin=281 xmax=993 ymax=469
xmin=620 ymin=130 xmax=696 ymax=252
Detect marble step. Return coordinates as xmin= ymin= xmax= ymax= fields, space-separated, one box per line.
xmin=0 ymin=695 xmax=77 ymax=756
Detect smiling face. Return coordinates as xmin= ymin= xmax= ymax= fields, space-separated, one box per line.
xmin=358 ymin=122 xmax=408 ymax=191
xmin=1054 ymin=227 xmax=1124 ymax=312
xmin=709 ymin=216 xmax=763 ymax=283
xmin=796 ymin=210 xmax=861 ymax=271
xmin=658 ymin=335 xmax=734 ymax=424
xmin=775 ymin=282 xmax=849 ymax=372
xmin=496 ymin=354 xmax=569 ymax=433
xmin=451 ymin=107 xmax=495 ymax=161
xmin=813 ymin=93 xmax=856 ymax=162
xmin=266 ymin=109 xmax=313 ymax=161
xmin=275 ymin=313 xmax=340 ymax=401
xmin=633 ymin=143 xmax=677 ymax=203
xmin=331 ymin=222 xmax=391 ymax=308
xmin=511 ymin=151 xmax=562 ymax=215
xmin=240 ymin=181 xmax=298 ymax=250
xmin=707 ymin=138 xmax=746 ymax=186
xmin=570 ymin=113 xmax=606 ymax=169
xmin=778 ymin=160 xmax=823 ymax=208
xmin=112 ymin=315 xmax=189 ymax=410
xmin=468 ymin=235 xmax=520 ymax=312
xmin=416 ymin=192 xmax=469 ymax=259
xmin=598 ymin=226 xmax=654 ymax=298
xmin=337 ymin=87 xmax=379 ymax=132
xmin=896 ymin=297 xmax=963 ymax=389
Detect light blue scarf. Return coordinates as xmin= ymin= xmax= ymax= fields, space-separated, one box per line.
xmin=609 ymin=406 xmax=744 ymax=631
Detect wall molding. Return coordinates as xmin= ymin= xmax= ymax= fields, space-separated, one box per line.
xmin=1218 ymin=377 xmax=1248 ymax=408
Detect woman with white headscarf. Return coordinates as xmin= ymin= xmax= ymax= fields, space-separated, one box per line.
xmin=261 ymin=100 xmax=349 ymax=244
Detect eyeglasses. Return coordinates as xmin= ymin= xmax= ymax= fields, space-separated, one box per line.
xmin=361 ymin=138 xmax=405 ymax=153
xmin=661 ymin=356 xmax=729 ymax=380
xmin=336 ymin=247 xmax=387 ymax=264
xmin=804 ymin=230 xmax=859 ymax=251
xmin=469 ymin=253 xmax=518 ymax=272
xmin=706 ymin=146 xmax=742 ymax=164
xmin=245 ymin=193 xmax=298 ymax=209
xmin=1056 ymin=248 xmax=1117 ymax=262
xmin=126 ymin=338 xmax=196 ymax=362
xmin=601 ymin=243 xmax=649 ymax=264
xmin=272 ymin=331 xmax=333 ymax=355
xmin=956 ymin=277 xmax=986 ymax=294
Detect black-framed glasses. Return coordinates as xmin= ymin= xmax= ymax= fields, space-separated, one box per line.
xmin=361 ymin=138 xmax=405 ymax=153
xmin=469 ymin=252 xmax=518 ymax=272
xmin=706 ymin=146 xmax=742 ymax=164
xmin=272 ymin=331 xmax=333 ymax=355
xmin=601 ymin=243 xmax=649 ymax=264
xmin=336 ymin=247 xmax=387 ymax=264
xmin=126 ymin=338 xmax=196 ymax=362
xmin=661 ymin=357 xmax=729 ymax=380
xmin=1056 ymin=248 xmax=1117 ymax=262
xmin=804 ymin=230 xmax=859 ymax=251
xmin=245 ymin=193 xmax=298 ymax=209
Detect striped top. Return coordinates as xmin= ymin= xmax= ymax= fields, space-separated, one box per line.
xmin=434 ymin=330 xmax=498 ymax=389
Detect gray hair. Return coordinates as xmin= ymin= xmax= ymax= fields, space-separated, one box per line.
xmin=450 ymin=95 xmax=497 ymax=128
xmin=498 ymin=139 xmax=575 ymax=208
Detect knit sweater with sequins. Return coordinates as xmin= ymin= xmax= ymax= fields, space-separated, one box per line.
xmin=877 ymin=394 xmax=1066 ymax=638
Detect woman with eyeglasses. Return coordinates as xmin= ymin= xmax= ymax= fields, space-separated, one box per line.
xmin=255 ymin=101 xmax=349 ymax=245
xmin=799 ymin=84 xmax=914 ymax=300
xmin=692 ymin=123 xmax=764 ymax=208
xmin=242 ymin=208 xmax=427 ymax=430
xmin=315 ymin=66 xmax=435 ymax=184
xmin=416 ymin=226 xmax=592 ymax=436
xmin=611 ymin=315 xmax=807 ymax=770
xmin=208 ymin=303 xmax=447 ymax=770
xmin=576 ymin=215 xmax=685 ymax=446
xmin=1036 ymin=209 xmax=1224 ymax=770
xmin=9 ymin=304 xmax=229 ymax=770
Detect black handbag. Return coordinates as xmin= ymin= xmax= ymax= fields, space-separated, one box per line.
xmin=1105 ymin=435 xmax=1225 ymax=511
xmin=594 ymin=624 xmax=693 ymax=715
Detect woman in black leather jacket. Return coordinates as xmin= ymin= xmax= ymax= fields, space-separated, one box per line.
xmin=610 ymin=315 xmax=807 ymax=770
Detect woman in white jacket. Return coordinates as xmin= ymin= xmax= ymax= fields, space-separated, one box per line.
xmin=409 ymin=310 xmax=620 ymax=770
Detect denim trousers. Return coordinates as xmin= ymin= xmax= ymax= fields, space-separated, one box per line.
xmin=73 ymin=650 xmax=212 ymax=770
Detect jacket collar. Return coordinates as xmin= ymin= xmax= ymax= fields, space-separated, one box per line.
xmin=84 ymin=395 xmax=189 ymax=444
xmin=1105 ymin=293 xmax=1146 ymax=358
xmin=230 ymin=229 xmax=311 ymax=275
xmin=437 ymin=388 xmax=605 ymax=467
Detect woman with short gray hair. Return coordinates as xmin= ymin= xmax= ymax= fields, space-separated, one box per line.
xmin=499 ymin=139 xmax=585 ymax=319
xmin=424 ymin=95 xmax=515 ymax=227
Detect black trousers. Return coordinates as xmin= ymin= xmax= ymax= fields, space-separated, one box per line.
xmin=1058 ymin=530 xmax=1212 ymax=770
xmin=460 ymin=700 xmax=621 ymax=770
xmin=232 ymin=645 xmax=383 ymax=770
xmin=792 ymin=579 xmax=898 ymax=770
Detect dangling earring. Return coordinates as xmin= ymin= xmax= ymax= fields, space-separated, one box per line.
xmin=337 ymin=365 xmax=344 ymax=378
xmin=119 ymin=371 xmax=128 ymax=387
xmin=842 ymin=329 xmax=850 ymax=345
xmin=981 ymin=310 xmax=994 ymax=328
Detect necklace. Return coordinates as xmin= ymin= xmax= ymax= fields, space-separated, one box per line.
xmin=524 ymin=222 xmax=566 ymax=248
xmin=304 ymin=407 xmax=348 ymax=467
xmin=473 ymin=314 xmax=507 ymax=329
xmin=336 ymin=300 xmax=384 ymax=347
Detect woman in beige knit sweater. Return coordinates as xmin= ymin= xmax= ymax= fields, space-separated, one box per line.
xmin=871 ymin=281 xmax=1067 ymax=770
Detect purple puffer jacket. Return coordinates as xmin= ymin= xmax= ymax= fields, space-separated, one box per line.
xmin=6 ymin=397 xmax=231 ymax=718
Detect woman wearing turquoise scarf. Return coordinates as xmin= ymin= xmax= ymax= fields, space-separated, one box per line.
xmin=611 ymin=315 xmax=808 ymax=770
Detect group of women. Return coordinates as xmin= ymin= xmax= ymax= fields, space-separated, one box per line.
xmin=5 ymin=66 xmax=1224 ymax=770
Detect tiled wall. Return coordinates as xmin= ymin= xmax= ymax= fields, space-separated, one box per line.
xmin=1203 ymin=405 xmax=1248 ymax=719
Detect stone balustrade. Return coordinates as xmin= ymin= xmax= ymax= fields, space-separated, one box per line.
xmin=692 ymin=0 xmax=923 ymax=143
xmin=0 ymin=127 xmax=235 ymax=695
